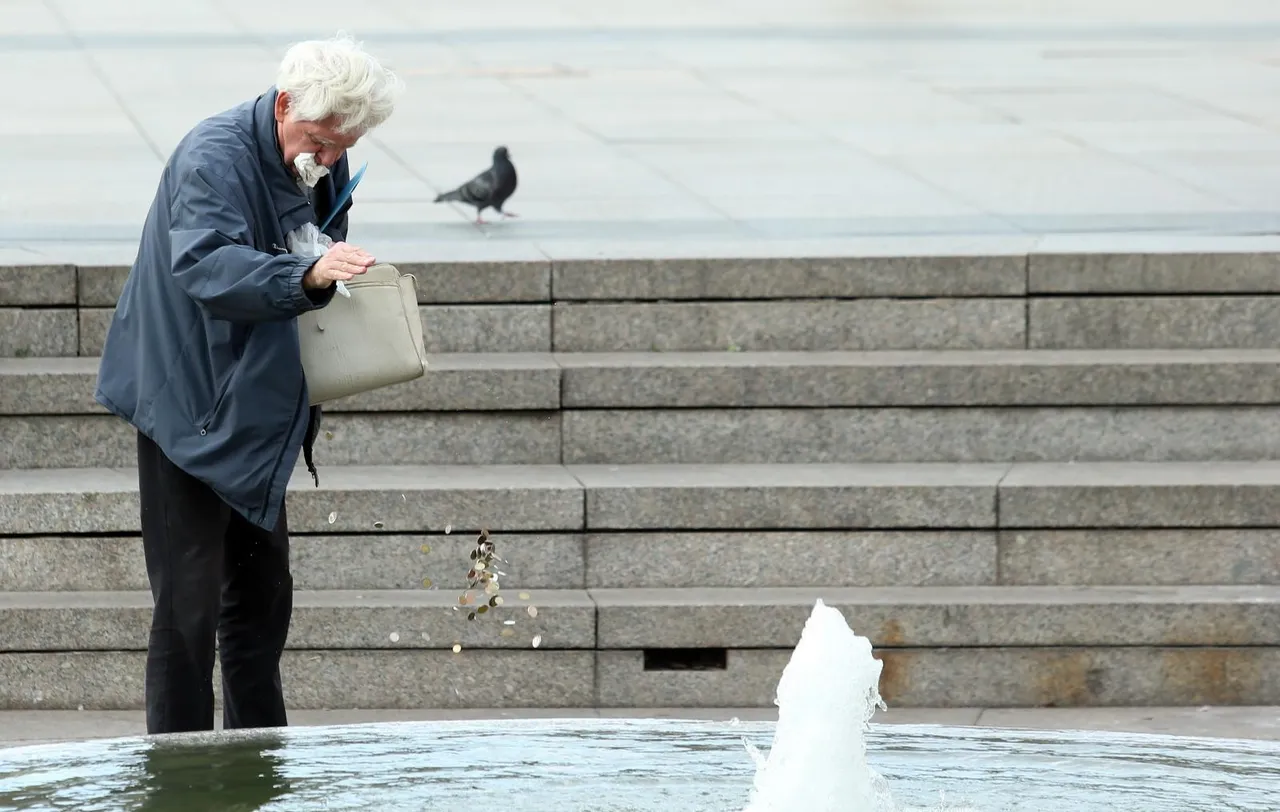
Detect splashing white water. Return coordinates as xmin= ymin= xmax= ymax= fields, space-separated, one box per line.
xmin=742 ymin=599 xmax=897 ymax=812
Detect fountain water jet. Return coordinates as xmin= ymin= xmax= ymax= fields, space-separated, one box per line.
xmin=743 ymin=598 xmax=896 ymax=812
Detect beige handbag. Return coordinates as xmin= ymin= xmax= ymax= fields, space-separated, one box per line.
xmin=297 ymin=263 xmax=428 ymax=405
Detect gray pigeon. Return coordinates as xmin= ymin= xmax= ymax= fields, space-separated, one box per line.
xmin=433 ymin=146 xmax=518 ymax=224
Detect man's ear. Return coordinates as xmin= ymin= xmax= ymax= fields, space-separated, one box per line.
xmin=274 ymin=91 xmax=291 ymax=122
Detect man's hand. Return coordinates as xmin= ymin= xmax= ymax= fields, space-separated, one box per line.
xmin=302 ymin=241 xmax=375 ymax=290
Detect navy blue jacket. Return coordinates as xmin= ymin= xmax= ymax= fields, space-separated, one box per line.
xmin=95 ymin=87 xmax=353 ymax=531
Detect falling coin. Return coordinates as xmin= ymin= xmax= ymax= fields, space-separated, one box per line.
xmin=527 ymin=606 xmax=538 ymax=618
xmin=389 ymin=632 xmax=400 ymax=643
xmin=373 ymin=521 xmax=385 ymax=530
xmin=501 ymin=628 xmax=515 ymax=638
xmin=421 ymin=544 xmax=431 ymax=554
xmin=477 ymin=605 xmax=488 ymax=615
xmin=503 ymin=620 xmax=516 ymax=626
xmin=458 ymin=595 xmax=469 ymax=605
xmin=325 ymin=430 xmax=334 ymax=440
xmin=327 ymin=511 xmax=337 ymax=524
xmin=467 ymin=612 xmax=477 ymax=621
xmin=445 ymin=524 xmax=452 ymax=534
xmin=489 ymin=596 xmax=502 ymax=607
xmin=452 ymin=643 xmax=462 ymax=654
xmin=519 ymin=592 xmax=531 ymax=601
xmin=532 ymin=635 xmax=542 ymax=648
xmin=422 ymin=578 xmax=433 ymax=588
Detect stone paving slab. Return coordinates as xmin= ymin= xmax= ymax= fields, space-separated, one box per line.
xmin=570 ymin=462 xmax=1007 ymax=530
xmin=4 ymin=2 xmax=1280 ymax=252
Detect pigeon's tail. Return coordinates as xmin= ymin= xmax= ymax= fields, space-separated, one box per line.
xmin=434 ymin=188 xmax=463 ymax=204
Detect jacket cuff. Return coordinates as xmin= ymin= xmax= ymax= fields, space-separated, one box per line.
xmin=291 ymin=257 xmax=338 ymax=310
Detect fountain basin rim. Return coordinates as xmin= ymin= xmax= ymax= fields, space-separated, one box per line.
xmin=3 ymin=716 xmax=1279 ymax=760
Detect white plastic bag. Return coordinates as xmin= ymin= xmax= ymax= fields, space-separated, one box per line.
xmin=285 ymin=221 xmax=350 ymax=298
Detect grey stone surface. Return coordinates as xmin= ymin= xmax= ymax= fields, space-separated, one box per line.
xmin=590 ymin=585 xmax=1280 ymax=648
xmin=561 ymin=406 xmax=1280 ymax=464
xmin=0 ymin=265 xmax=76 ymax=306
xmin=0 ymin=354 xmax=562 ymax=413
xmin=287 ymin=466 xmax=586 ymax=533
xmin=9 ymin=3 xmax=1280 ymax=251
xmin=1029 ymin=246 xmax=1280 ymax=294
xmin=397 ymin=259 xmax=550 ymax=303
xmin=421 ymin=304 xmax=551 ymax=353
xmin=551 ymin=300 xmax=1026 ymax=352
xmin=571 ymin=463 xmax=1006 ymax=530
xmin=76 ymin=307 xmax=109 ymax=356
xmin=0 ymin=468 xmax=139 ymax=534
xmin=999 ymin=461 xmax=1280 ymax=528
xmin=1029 ymin=297 xmax=1280 ymax=349
xmin=0 ymin=589 xmax=593 ymax=651
xmin=325 ymin=353 xmax=561 ymax=411
xmin=316 ymin=413 xmax=561 ymax=465
xmin=584 ymin=531 xmax=996 ymax=588
xmin=0 ymin=357 xmax=105 ymax=414
xmin=0 ymin=465 xmax=585 ymax=534
xmin=550 ymin=254 xmax=1027 ymax=301
xmin=0 ymin=308 xmax=76 ymax=357
xmin=596 ymin=647 xmax=1280 ymax=708
xmin=80 ymin=304 xmax=554 ymax=355
xmin=998 ymin=529 xmax=1280 ymax=586
xmin=0 ymin=416 xmax=133 ymax=467
xmin=558 ymin=349 xmax=1280 ymax=407
xmin=0 ymin=650 xmax=596 ymax=710
xmin=76 ymin=265 xmax=129 ymax=307
xmin=0 ymin=533 xmax=585 ymax=592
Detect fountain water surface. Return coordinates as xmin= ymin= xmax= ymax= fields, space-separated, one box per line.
xmin=1 ymin=600 xmax=1278 ymax=810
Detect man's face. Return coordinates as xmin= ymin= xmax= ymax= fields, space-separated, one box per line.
xmin=273 ymin=91 xmax=361 ymax=171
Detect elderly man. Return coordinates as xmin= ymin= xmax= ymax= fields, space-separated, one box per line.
xmin=94 ymin=35 xmax=404 ymax=735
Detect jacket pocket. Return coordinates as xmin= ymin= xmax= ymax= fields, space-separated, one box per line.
xmin=197 ymin=359 xmax=242 ymax=431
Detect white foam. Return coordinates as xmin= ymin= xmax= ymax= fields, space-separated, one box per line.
xmin=742 ymin=599 xmax=896 ymax=812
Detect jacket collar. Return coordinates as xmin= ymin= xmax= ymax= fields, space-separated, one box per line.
xmin=252 ymin=87 xmax=318 ymax=237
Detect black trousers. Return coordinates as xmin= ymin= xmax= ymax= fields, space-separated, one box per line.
xmin=136 ymin=431 xmax=293 ymax=735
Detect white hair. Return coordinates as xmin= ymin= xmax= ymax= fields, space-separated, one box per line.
xmin=276 ymin=33 xmax=404 ymax=135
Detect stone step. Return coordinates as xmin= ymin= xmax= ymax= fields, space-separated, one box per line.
xmin=9 ymin=247 xmax=1280 ymax=355
xmin=8 ymin=351 xmax=1280 ymax=467
xmin=589 ymin=586 xmax=1280 ymax=648
xmin=5 ymin=586 xmax=1276 ymax=651
xmin=0 ymin=589 xmax=589 ymax=651
xmin=0 ymin=651 xmax=594 ymax=710
xmin=12 ymin=349 xmax=1280 ymax=413
xmin=4 ymin=462 xmax=1280 ymax=537
xmin=3 ymin=586 xmax=1279 ymax=709
xmin=9 ymin=242 xmax=1280 ymax=307
xmin=15 ymin=406 xmax=1280 ymax=468
xmin=6 ymin=527 xmax=1278 ymax=593
xmin=6 ymin=645 xmax=1278 ymax=709
xmin=53 ymin=296 xmax=1280 ymax=356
